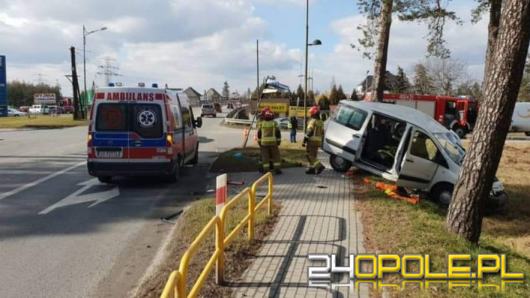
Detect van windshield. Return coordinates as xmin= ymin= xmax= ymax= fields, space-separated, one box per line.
xmin=95 ymin=103 xmax=163 ymax=138
xmin=433 ymin=132 xmax=465 ymax=165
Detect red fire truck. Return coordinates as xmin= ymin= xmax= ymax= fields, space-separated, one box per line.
xmin=367 ymin=93 xmax=478 ymax=138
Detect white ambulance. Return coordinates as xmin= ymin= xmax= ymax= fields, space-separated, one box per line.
xmin=87 ymin=85 xmax=202 ymax=183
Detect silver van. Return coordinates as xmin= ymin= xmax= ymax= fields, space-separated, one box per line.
xmin=323 ymin=101 xmax=507 ymax=209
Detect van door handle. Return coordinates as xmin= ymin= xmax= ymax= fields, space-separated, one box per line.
xmin=353 ymin=134 xmax=360 ymax=138
xmin=406 ymin=159 xmax=414 ymax=163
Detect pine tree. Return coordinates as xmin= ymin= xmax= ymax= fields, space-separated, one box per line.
xmin=446 ymin=0 xmax=530 ymax=243
xmin=413 ymin=63 xmax=434 ymax=94
xmin=318 ymin=94 xmax=330 ymax=110
xmin=296 ymin=84 xmax=305 ymax=105
xmin=351 ymin=89 xmax=360 ymax=101
xmin=395 ymin=66 xmax=411 ymax=93
xmin=222 ymin=81 xmax=230 ymax=99
xmin=329 ymin=84 xmax=339 ymax=105
xmin=337 ymin=85 xmax=347 ymax=101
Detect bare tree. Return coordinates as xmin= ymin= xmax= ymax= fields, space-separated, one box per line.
xmin=424 ymin=57 xmax=466 ymax=95
xmin=354 ymin=0 xmax=461 ymax=101
xmin=446 ymin=0 xmax=530 ymax=243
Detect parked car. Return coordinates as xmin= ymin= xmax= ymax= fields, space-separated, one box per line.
xmin=274 ymin=117 xmax=304 ymax=130
xmin=87 ymin=86 xmax=202 ymax=183
xmin=8 ymin=108 xmax=27 ymax=117
xmin=62 ymin=106 xmax=74 ymax=114
xmin=510 ymin=102 xmax=530 ymax=136
xmin=322 ymin=100 xmax=507 ymax=209
xmin=18 ymin=106 xmax=30 ymax=113
xmin=201 ymin=103 xmax=216 ymax=117
xmin=29 ymin=105 xmax=44 ymax=114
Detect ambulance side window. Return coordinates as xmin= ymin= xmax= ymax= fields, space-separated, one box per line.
xmin=173 ymin=107 xmax=183 ymax=130
xmin=182 ymin=107 xmax=193 ymax=129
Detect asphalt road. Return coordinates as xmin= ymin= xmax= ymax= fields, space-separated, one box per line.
xmin=0 ymin=114 xmax=243 ymax=298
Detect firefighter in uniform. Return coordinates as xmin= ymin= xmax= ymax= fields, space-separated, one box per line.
xmin=257 ymin=108 xmax=282 ymax=174
xmin=303 ymin=106 xmax=325 ymax=175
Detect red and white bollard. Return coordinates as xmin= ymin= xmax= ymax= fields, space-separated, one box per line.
xmin=216 ymin=174 xmax=227 ymax=216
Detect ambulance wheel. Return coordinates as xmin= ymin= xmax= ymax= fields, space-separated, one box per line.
xmin=190 ymin=145 xmax=199 ymax=165
xmin=98 ymin=176 xmax=112 ymax=184
xmin=166 ymin=158 xmax=181 ymax=182
xmin=329 ymin=155 xmax=352 ymax=173
xmin=431 ymin=183 xmax=454 ymax=206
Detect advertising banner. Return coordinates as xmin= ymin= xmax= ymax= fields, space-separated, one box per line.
xmin=258 ymin=102 xmax=288 ymax=113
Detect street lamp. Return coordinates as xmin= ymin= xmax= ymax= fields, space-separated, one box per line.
xmin=303 ymin=0 xmax=322 ymax=134
xmin=83 ymin=25 xmax=107 ymax=118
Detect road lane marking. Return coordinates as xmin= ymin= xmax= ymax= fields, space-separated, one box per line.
xmin=0 ymin=161 xmax=86 ymax=201
xmin=39 ymin=178 xmax=119 ymax=215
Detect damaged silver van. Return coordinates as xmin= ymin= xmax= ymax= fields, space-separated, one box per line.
xmin=323 ymin=101 xmax=507 ymax=209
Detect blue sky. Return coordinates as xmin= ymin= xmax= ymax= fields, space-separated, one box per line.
xmin=0 ymin=0 xmax=488 ymax=96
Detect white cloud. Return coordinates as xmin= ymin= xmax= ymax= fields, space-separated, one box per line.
xmin=0 ymin=0 xmax=490 ymax=99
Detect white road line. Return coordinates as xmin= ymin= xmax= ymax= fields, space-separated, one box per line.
xmin=0 ymin=161 xmax=86 ymax=201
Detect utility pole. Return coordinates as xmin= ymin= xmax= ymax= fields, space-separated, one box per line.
xmin=70 ymin=46 xmax=83 ymax=120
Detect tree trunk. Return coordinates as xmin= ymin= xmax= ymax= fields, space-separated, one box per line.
xmin=371 ymin=0 xmax=393 ymax=102
xmin=484 ymin=0 xmax=502 ymax=81
xmin=446 ymin=0 xmax=530 ymax=243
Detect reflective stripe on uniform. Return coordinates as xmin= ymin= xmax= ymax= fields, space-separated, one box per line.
xmin=260 ymin=121 xmax=277 ymax=145
xmin=307 ymin=119 xmax=324 ymax=143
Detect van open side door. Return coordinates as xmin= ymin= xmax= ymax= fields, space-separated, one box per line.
xmin=397 ymin=128 xmax=440 ymax=190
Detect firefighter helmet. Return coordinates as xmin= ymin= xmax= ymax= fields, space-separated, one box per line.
xmin=309 ymin=106 xmax=320 ymax=117
xmin=261 ymin=107 xmax=274 ymax=120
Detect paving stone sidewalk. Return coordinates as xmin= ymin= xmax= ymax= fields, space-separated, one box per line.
xmin=226 ymin=163 xmax=368 ymax=298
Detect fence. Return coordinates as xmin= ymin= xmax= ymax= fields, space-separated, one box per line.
xmin=160 ymin=172 xmax=274 ymax=298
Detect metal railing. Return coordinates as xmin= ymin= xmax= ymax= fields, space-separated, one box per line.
xmin=223 ymin=117 xmax=254 ymax=126
xmin=161 ymin=172 xmax=274 ymax=298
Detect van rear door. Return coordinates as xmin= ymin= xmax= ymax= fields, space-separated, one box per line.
xmin=93 ymin=103 xmax=129 ymax=161
xmin=128 ymin=103 xmax=166 ymax=162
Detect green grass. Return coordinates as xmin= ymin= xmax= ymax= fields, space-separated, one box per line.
xmin=133 ymin=196 xmax=280 ymax=298
xmin=0 ymin=115 xmax=88 ymax=129
xmin=355 ymin=172 xmax=530 ymax=297
xmin=210 ymin=142 xmax=307 ymax=172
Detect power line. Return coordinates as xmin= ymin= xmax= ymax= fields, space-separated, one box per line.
xmin=97 ymin=57 xmax=121 ymax=86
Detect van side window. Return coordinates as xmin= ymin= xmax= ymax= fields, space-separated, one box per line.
xmin=173 ymin=107 xmax=182 ymax=130
xmin=410 ymin=131 xmax=439 ymax=161
xmin=334 ymin=105 xmax=367 ymax=130
xmin=182 ymin=107 xmax=193 ymax=129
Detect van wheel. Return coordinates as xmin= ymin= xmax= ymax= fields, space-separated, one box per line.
xmin=431 ymin=183 xmax=454 ymax=206
xmin=98 ymin=176 xmax=112 ymax=184
xmin=453 ymin=126 xmax=467 ymax=139
xmin=525 ymin=132 xmax=530 ymax=136
xmin=329 ymin=155 xmax=352 ymax=173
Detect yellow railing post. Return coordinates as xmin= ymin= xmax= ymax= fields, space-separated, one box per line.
xmin=177 ymin=264 xmax=186 ymax=298
xmin=160 ymin=173 xmax=275 ymax=298
xmin=268 ymin=173 xmax=273 ymax=215
xmin=215 ymin=216 xmax=225 ymax=285
xmin=248 ymin=188 xmax=255 ymax=241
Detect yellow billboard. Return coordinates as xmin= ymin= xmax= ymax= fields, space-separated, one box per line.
xmin=258 ymin=102 xmax=288 ymax=113
xmin=288 ymin=106 xmax=309 ymax=117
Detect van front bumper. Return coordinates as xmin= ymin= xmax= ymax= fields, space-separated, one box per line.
xmin=87 ymin=160 xmax=175 ymax=177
